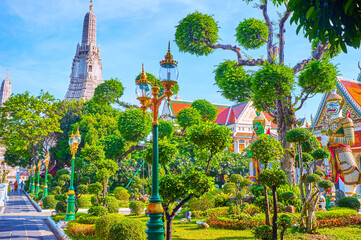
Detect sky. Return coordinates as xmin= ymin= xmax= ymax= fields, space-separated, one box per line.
xmin=0 ymin=0 xmax=360 ymax=121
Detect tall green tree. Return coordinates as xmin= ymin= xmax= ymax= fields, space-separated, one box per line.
xmin=175 ymin=2 xmax=338 ymax=184
xmin=289 ymin=0 xmax=361 ymax=54
xmin=187 ymin=121 xmax=232 ymax=172
xmin=0 ymin=91 xmax=62 ymax=167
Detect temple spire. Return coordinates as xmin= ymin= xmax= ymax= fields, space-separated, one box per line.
xmin=81 ymin=0 xmax=97 ymax=46
xmin=357 ymin=61 xmax=361 ymax=82
xmin=89 ymin=0 xmax=93 ymax=11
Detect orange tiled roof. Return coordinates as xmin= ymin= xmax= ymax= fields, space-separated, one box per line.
xmin=340 ymin=80 xmax=361 ymax=107
xmin=169 ymin=100 xmax=229 ymax=117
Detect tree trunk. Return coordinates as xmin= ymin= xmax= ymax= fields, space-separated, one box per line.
xmin=276 ymin=100 xmax=296 ymax=185
xmin=103 ymin=180 xmax=107 ymax=198
xmin=264 ymin=186 xmax=271 ymax=225
xmin=164 ymin=193 xmax=195 ymax=240
xmin=299 ymin=143 xmax=305 ymax=202
xmin=272 ymin=186 xmax=278 ymax=240
xmin=166 ymin=214 xmax=174 ymax=240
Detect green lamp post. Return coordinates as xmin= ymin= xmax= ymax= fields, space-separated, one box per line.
xmin=42 ymin=152 xmax=50 ymax=199
xmin=65 ymin=127 xmax=81 ymax=222
xmin=28 ymin=168 xmax=33 ymax=193
xmin=31 ymin=163 xmax=36 ymax=194
xmin=35 ymin=160 xmax=41 ymax=197
xmin=136 ymin=42 xmax=179 ymax=240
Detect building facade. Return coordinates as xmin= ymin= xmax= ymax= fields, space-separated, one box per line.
xmin=161 ymin=99 xmax=277 ymax=153
xmin=64 ymin=2 xmax=103 ymax=101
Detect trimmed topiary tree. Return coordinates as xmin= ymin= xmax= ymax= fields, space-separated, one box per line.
xmin=42 ymin=195 xmax=57 ymax=209
xmin=88 ymin=206 xmax=108 ymax=216
xmin=95 ymin=213 xmax=125 ymax=239
xmin=258 ymin=168 xmax=287 ymax=240
xmin=338 ymin=197 xmax=361 ymax=210
xmin=113 ymin=187 xmax=130 ymax=202
xmin=108 ymin=219 xmax=146 ymax=240
xmin=129 ymin=201 xmax=144 ymax=215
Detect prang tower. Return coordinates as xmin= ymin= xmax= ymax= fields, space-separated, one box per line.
xmin=65 ymin=1 xmax=103 ymax=100
xmin=0 ymin=72 xmax=11 ymax=107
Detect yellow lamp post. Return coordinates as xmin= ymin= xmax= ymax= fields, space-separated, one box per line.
xmin=65 ymin=127 xmax=81 ymax=222
xmin=43 ymin=153 xmax=50 ymax=199
xmin=135 ymin=42 xmax=179 ymax=240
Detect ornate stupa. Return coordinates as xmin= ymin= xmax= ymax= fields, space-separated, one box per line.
xmin=65 ymin=0 xmax=103 ymax=101
xmin=0 ymin=71 xmax=11 ymax=107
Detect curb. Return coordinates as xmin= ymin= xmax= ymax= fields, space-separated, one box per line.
xmin=23 ymin=190 xmax=43 ymax=212
xmin=45 ymin=217 xmax=72 ymax=240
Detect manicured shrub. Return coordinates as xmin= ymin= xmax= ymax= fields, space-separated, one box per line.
xmin=337 ymin=197 xmax=361 ymax=210
xmin=109 ymin=219 xmax=146 ymax=240
xmin=66 ymin=221 xmax=95 ymax=238
xmin=244 ymin=204 xmax=261 ymax=216
xmin=91 ymin=195 xmax=101 ymax=206
xmin=113 ymin=187 xmax=130 ymax=201
xmin=50 ymin=213 xmax=66 ymax=223
xmin=77 ymin=215 xmax=100 ymax=224
xmin=316 ymin=207 xmax=357 ymax=220
xmin=189 ymin=193 xmax=215 ymax=212
xmin=105 ymin=196 xmax=119 ymax=213
xmin=55 ymin=201 xmax=67 ymax=213
xmin=76 ymin=194 xmax=92 ymax=208
xmin=88 ymin=206 xmax=108 ymax=216
xmin=129 ymin=201 xmax=144 ymax=215
xmin=254 ymin=225 xmax=272 ymax=240
xmin=206 ymin=207 xmax=228 ymax=219
xmin=95 ymin=213 xmax=125 ymax=239
xmin=42 ymin=195 xmax=57 ymax=209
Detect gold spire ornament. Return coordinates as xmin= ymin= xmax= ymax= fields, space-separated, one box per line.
xmin=89 ymin=0 xmax=93 ymax=11
xmin=160 ymin=42 xmax=178 ymax=66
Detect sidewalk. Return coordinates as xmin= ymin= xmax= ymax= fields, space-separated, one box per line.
xmin=0 ymin=191 xmax=57 ymax=240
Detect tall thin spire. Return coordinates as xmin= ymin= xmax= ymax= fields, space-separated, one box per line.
xmin=81 ymin=0 xmax=97 ymax=46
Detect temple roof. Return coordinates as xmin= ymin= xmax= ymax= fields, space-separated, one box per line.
xmin=167 ymin=99 xmax=230 ymax=118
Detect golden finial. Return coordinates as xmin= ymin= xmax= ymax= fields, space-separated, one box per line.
xmin=89 ymin=0 xmax=93 ymax=11
xmin=75 ymin=126 xmax=81 ymax=137
xmin=137 ymin=63 xmax=151 ymax=84
xmin=160 ymin=41 xmax=178 ymax=66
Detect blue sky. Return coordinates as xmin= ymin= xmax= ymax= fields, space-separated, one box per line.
xmin=0 ymin=0 xmax=360 ymax=121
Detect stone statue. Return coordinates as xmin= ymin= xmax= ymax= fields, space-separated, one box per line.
xmin=321 ymin=90 xmax=360 ymax=197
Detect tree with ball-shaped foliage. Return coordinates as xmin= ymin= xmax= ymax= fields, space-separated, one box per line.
xmin=259 ymin=168 xmax=287 ymax=240
xmin=177 ymin=107 xmax=201 ymax=132
xmin=286 ymin=128 xmax=331 ymax=233
xmin=175 ymin=1 xmax=339 ymax=184
xmin=250 ymin=134 xmax=283 ymax=226
xmin=191 ymin=99 xmax=218 ymax=122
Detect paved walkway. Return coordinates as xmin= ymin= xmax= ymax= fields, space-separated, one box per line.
xmin=0 ymin=191 xmax=57 ymax=240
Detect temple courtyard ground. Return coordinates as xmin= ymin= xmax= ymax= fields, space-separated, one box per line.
xmin=0 ymin=191 xmax=56 ymax=240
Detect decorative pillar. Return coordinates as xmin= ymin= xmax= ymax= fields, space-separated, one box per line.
xmin=43 ymin=153 xmax=50 ymax=199
xmin=35 ymin=160 xmax=41 ymax=197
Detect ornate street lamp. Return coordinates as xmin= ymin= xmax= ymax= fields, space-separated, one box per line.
xmin=28 ymin=168 xmax=32 ymax=192
xmin=31 ymin=163 xmax=36 ymax=194
xmin=136 ymin=42 xmax=178 ymax=240
xmin=43 ymin=153 xmax=50 ymax=199
xmin=65 ymin=127 xmax=81 ymax=222
xmin=35 ymin=160 xmax=41 ymax=197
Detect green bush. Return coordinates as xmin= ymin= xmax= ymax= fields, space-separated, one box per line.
xmin=95 ymin=213 xmax=125 ymax=239
xmin=109 ymin=219 xmax=146 ymax=240
xmin=55 ymin=201 xmax=67 ymax=213
xmin=250 ymin=185 xmax=264 ymax=198
xmin=315 ymin=207 xmax=357 ymax=220
xmin=337 ymin=197 xmax=361 ymax=210
xmin=76 ymin=194 xmax=92 ymax=208
xmin=189 ymin=193 xmax=215 ymax=212
xmin=254 ymin=225 xmax=272 ymax=240
xmin=88 ymin=206 xmax=108 ymax=216
xmin=91 ymin=195 xmax=101 ymax=206
xmin=77 ymin=215 xmax=100 ymax=224
xmin=105 ymin=196 xmax=120 ymax=213
xmin=129 ymin=201 xmax=144 ymax=215
xmin=50 ymin=213 xmax=66 ymax=223
xmin=113 ymin=187 xmax=130 ymax=201
xmin=244 ymin=204 xmax=261 ymax=216
xmin=66 ymin=221 xmax=95 ymax=238
xmin=206 ymin=207 xmax=228 ymax=219
xmin=42 ymin=195 xmax=57 ymax=209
